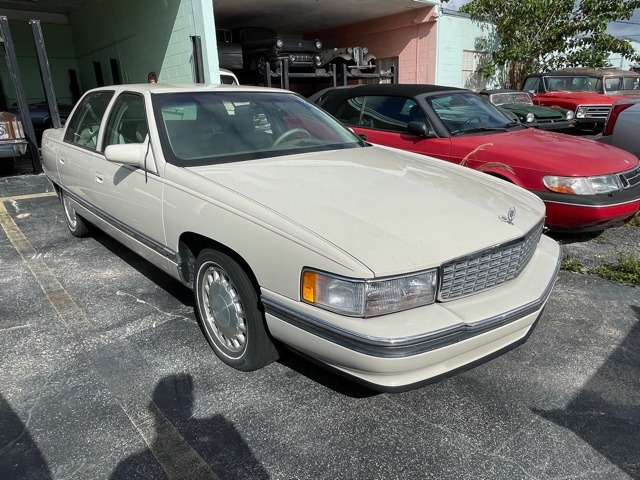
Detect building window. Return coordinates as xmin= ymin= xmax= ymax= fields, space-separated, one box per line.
xmin=462 ymin=50 xmax=488 ymax=90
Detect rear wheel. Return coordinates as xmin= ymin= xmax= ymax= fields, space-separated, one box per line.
xmin=194 ymin=249 xmax=278 ymax=371
xmin=61 ymin=190 xmax=90 ymax=237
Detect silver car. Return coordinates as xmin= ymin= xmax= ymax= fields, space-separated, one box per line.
xmin=598 ymin=99 xmax=640 ymax=158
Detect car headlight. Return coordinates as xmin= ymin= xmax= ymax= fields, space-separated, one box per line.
xmin=543 ymin=174 xmax=623 ymax=195
xmin=565 ymin=110 xmax=574 ymax=120
xmin=313 ymin=55 xmax=322 ymax=66
xmin=575 ymin=107 xmax=587 ymax=119
xmin=526 ymin=113 xmax=535 ymax=123
xmin=276 ymin=38 xmax=284 ymax=49
xmin=362 ymin=47 xmax=368 ymax=55
xmin=347 ymin=47 xmax=353 ymax=54
xmin=0 ymin=124 xmax=8 ymax=139
xmin=315 ymin=40 xmax=322 ymax=50
xmin=301 ymin=268 xmax=437 ymax=317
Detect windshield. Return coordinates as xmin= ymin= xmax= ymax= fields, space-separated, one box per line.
xmin=426 ymin=92 xmax=514 ymax=135
xmin=544 ymin=76 xmax=597 ymax=92
xmin=152 ymin=91 xmax=364 ymax=166
xmin=490 ymin=92 xmax=533 ymax=106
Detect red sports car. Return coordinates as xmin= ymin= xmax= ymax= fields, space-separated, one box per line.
xmin=311 ymin=84 xmax=640 ymax=231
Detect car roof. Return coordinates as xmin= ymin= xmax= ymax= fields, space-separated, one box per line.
xmin=318 ymin=84 xmax=467 ymax=97
xmin=82 ymin=83 xmax=290 ymax=95
xmin=552 ymin=67 xmax=640 ymax=78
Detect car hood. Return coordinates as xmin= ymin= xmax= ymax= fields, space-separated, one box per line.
xmin=538 ymin=91 xmax=626 ymax=104
xmin=187 ymin=146 xmax=544 ymax=277
xmin=452 ymin=127 xmax=639 ymax=177
xmin=502 ymin=103 xmax=565 ymax=119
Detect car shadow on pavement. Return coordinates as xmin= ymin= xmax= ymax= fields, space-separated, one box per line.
xmin=111 ymin=374 xmax=269 ymax=480
xmin=276 ymin=348 xmax=379 ymax=398
xmin=533 ymin=305 xmax=640 ymax=478
xmin=92 ymin=230 xmax=194 ymax=308
xmin=0 ymin=393 xmax=53 ymax=479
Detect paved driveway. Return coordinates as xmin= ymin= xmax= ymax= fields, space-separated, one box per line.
xmin=1 ymin=174 xmax=639 ymax=480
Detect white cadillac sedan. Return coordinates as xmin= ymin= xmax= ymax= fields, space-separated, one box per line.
xmin=41 ymin=84 xmax=561 ymax=392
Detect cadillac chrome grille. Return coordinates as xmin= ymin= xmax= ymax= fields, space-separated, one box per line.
xmin=439 ymin=222 xmax=544 ymax=301
xmin=619 ymin=166 xmax=640 ymax=189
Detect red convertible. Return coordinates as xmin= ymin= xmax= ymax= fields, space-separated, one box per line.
xmin=311 ymin=84 xmax=640 ymax=232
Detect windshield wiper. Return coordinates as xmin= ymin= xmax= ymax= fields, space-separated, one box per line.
xmin=450 ymin=126 xmax=508 ymax=136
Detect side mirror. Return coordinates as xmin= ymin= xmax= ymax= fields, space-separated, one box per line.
xmin=105 ymin=143 xmax=147 ymax=168
xmin=407 ymin=121 xmax=435 ymax=138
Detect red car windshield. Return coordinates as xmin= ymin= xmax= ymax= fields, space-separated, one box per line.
xmin=426 ymin=92 xmax=514 ymax=135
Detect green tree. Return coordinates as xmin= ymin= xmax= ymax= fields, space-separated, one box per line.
xmin=459 ymin=0 xmax=640 ymax=88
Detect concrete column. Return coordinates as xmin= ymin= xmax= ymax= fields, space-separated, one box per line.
xmin=191 ymin=0 xmax=219 ymax=83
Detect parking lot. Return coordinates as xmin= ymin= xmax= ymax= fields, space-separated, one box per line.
xmin=1 ymin=172 xmax=639 ymax=479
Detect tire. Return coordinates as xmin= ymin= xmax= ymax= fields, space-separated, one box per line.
xmin=60 ymin=190 xmax=90 ymax=237
xmin=194 ymin=249 xmax=278 ymax=371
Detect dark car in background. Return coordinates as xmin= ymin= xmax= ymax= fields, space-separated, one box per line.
xmin=233 ymin=27 xmax=323 ymax=75
xmin=480 ymin=89 xmax=575 ymax=131
xmin=216 ymin=28 xmax=243 ymax=71
xmin=597 ymin=99 xmax=640 ymax=158
xmin=9 ymin=102 xmax=74 ymax=145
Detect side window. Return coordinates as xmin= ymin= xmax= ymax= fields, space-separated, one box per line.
xmin=64 ymin=91 xmax=114 ymax=150
xmin=522 ymin=77 xmax=539 ymax=93
xmin=333 ymin=97 xmax=364 ymax=126
xmin=362 ymin=96 xmax=418 ymax=133
xmin=103 ymin=93 xmax=148 ymax=149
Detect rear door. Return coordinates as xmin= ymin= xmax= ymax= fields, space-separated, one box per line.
xmin=57 ymin=90 xmax=115 ymax=204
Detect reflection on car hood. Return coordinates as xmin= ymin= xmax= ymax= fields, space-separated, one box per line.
xmin=188 ymin=146 xmax=544 ymax=277
xmin=451 ymin=128 xmax=639 ymax=177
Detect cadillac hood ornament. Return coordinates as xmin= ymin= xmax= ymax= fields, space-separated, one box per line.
xmin=500 ymin=207 xmax=516 ymax=225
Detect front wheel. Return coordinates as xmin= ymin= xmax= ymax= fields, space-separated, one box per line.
xmin=194 ymin=249 xmax=278 ymax=371
xmin=60 ymin=190 xmax=90 ymax=237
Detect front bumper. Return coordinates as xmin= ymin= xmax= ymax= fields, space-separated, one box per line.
xmin=535 ymin=185 xmax=640 ymax=231
xmin=0 ymin=139 xmax=28 ymax=158
xmin=534 ymin=119 xmax=575 ymax=131
xmin=262 ymin=235 xmax=561 ymax=391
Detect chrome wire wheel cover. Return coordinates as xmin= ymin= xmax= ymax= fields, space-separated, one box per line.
xmin=62 ymin=194 xmax=77 ymax=230
xmin=201 ymin=264 xmax=247 ymax=356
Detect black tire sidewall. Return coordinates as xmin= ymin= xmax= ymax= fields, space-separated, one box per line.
xmin=194 ymin=250 xmax=276 ymax=371
xmin=61 ymin=191 xmax=90 ymax=238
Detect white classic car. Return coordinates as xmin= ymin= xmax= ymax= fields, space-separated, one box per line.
xmin=41 ymin=84 xmax=561 ymax=391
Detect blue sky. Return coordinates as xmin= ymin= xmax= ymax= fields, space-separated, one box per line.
xmin=443 ymin=0 xmax=640 ymax=40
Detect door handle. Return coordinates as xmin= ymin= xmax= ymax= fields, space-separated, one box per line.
xmin=96 ymin=173 xmax=103 ymax=184
xmin=59 ymin=156 xmax=65 ymax=164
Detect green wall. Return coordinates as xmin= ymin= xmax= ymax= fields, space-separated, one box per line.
xmin=0 ymin=20 xmax=79 ymax=106
xmin=68 ymin=0 xmax=208 ymax=90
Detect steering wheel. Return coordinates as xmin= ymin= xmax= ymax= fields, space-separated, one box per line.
xmin=273 ymin=128 xmax=311 ymax=146
xmin=461 ymin=116 xmax=482 ymax=129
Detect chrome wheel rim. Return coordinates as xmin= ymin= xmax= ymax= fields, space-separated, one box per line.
xmin=62 ymin=194 xmax=77 ymax=230
xmin=200 ymin=264 xmax=247 ymax=355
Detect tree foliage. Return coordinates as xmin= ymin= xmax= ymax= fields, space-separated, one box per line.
xmin=459 ymin=0 xmax=640 ymax=88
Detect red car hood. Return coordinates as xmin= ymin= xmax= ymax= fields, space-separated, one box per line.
xmin=538 ymin=91 xmax=627 ymax=104
xmin=451 ymin=128 xmax=639 ymax=177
